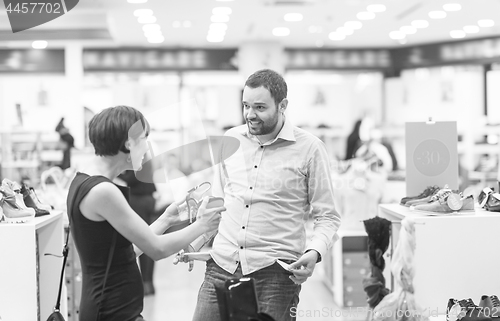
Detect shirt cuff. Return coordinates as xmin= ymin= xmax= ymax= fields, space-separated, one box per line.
xmin=305 ymin=239 xmax=328 ymax=263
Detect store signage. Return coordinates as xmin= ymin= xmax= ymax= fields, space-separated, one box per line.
xmin=285 ymin=49 xmax=391 ymax=70
xmin=405 ymin=121 xmax=458 ymax=196
xmin=391 ymin=37 xmax=500 ymax=69
xmin=82 ymin=49 xmax=237 ymax=71
xmin=0 ymin=49 xmax=65 ymax=73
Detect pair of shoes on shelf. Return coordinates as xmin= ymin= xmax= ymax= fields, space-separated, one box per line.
xmin=0 ymin=184 xmax=35 ymax=224
xmin=2 ymin=179 xmax=50 ymax=217
xmin=447 ymin=295 xmax=500 ymax=321
xmin=411 ymin=189 xmax=474 ymax=214
xmin=477 ymin=187 xmax=500 ymax=212
xmin=400 ymin=185 xmax=440 ymax=206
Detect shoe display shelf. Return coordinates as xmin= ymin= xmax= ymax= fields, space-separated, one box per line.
xmin=0 ymin=131 xmax=42 ymax=184
xmin=378 ymin=204 xmax=500 ymax=316
xmin=319 ymin=229 xmax=370 ymax=308
xmin=0 ymin=211 xmax=68 ymax=321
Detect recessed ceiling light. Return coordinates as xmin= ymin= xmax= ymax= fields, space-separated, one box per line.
xmin=207 ymin=35 xmax=224 ymax=42
xmin=463 ymin=25 xmax=479 ymax=33
xmin=284 ymin=13 xmax=303 ymax=22
xmin=336 ymin=27 xmax=353 ymax=35
xmin=183 ymin=20 xmax=192 ymax=28
xmin=147 ymin=36 xmax=164 ymax=43
xmin=210 ymin=23 xmax=228 ymax=31
xmin=128 ymin=0 xmax=147 ymax=3
xmin=328 ymin=32 xmax=346 ymax=41
xmin=32 ymin=40 xmax=47 ymax=49
xmin=411 ymin=20 xmax=429 ymax=28
xmin=367 ymin=4 xmax=386 ymax=13
xmin=389 ymin=31 xmax=405 ymax=40
xmin=143 ymin=24 xmax=160 ymax=32
xmin=211 ymin=14 xmax=230 ymax=23
xmin=357 ymin=12 xmax=376 ymax=20
xmin=428 ymin=11 xmax=447 ymax=19
xmin=212 ymin=7 xmax=232 ymax=15
xmin=450 ymin=30 xmax=466 ymax=38
xmin=478 ymin=19 xmax=495 ymax=28
xmin=344 ymin=21 xmax=362 ymax=30
xmin=144 ymin=30 xmax=163 ymax=37
xmin=272 ymin=27 xmax=290 ymax=36
xmin=138 ymin=15 xmax=156 ymax=23
xmin=133 ymin=9 xmax=153 ymax=16
xmin=400 ymin=26 xmax=417 ymax=34
xmin=443 ymin=3 xmax=461 ymax=11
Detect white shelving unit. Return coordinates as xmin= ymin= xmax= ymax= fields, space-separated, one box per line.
xmin=0 ymin=211 xmax=67 ymax=321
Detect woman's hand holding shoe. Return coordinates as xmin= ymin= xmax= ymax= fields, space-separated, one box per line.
xmin=193 ymin=196 xmax=224 ymax=233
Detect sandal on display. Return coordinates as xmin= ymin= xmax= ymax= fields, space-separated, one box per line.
xmin=0 ymin=186 xmax=35 ymax=223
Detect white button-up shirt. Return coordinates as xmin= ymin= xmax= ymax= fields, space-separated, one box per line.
xmin=210 ymin=118 xmax=341 ymax=275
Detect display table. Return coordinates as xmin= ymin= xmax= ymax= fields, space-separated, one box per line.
xmin=378 ymin=204 xmax=500 ymax=315
xmin=0 ymin=211 xmax=67 ymax=321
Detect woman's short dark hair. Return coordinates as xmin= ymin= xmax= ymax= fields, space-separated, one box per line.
xmin=89 ymin=105 xmax=150 ymax=156
xmin=244 ymin=69 xmax=287 ymax=107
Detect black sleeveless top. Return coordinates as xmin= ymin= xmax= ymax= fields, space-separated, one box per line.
xmin=67 ymin=172 xmax=143 ymax=321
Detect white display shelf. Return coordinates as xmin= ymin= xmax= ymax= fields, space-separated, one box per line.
xmin=0 ymin=211 xmax=67 ymax=321
xmin=378 ymin=204 xmax=500 ymax=316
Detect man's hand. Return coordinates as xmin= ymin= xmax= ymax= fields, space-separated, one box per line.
xmin=172 ymin=247 xmax=195 ymax=272
xmin=287 ymin=250 xmax=319 ymax=285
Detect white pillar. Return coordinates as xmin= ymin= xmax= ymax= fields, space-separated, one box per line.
xmin=237 ymin=42 xmax=285 ymax=79
xmin=64 ymin=43 xmax=84 ymax=149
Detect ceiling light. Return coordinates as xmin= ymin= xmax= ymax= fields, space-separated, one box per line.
xmin=400 ymin=25 xmax=417 ymax=34
xmin=133 ymin=9 xmax=153 ymax=16
xmin=32 ymin=40 xmax=48 ymax=49
xmin=127 ymin=0 xmax=147 ymax=3
xmin=212 ymin=7 xmax=232 ymax=15
xmin=367 ymin=4 xmax=386 ymax=13
xmin=210 ymin=23 xmax=228 ymax=31
xmin=183 ymin=20 xmax=192 ymax=28
xmin=463 ymin=25 xmax=479 ymax=33
xmin=336 ymin=27 xmax=353 ymax=35
xmin=357 ymin=12 xmax=376 ymax=20
xmin=284 ymin=13 xmax=303 ymax=21
xmin=207 ymin=35 xmax=224 ymax=42
xmin=138 ymin=15 xmax=156 ymax=23
xmin=450 ymin=30 xmax=466 ymax=38
xmin=344 ymin=21 xmax=362 ymax=30
xmin=143 ymin=24 xmax=160 ymax=32
xmin=443 ymin=3 xmax=461 ymax=11
xmin=478 ymin=19 xmax=495 ymax=28
xmin=328 ymin=32 xmax=346 ymax=41
xmin=147 ymin=36 xmax=164 ymax=43
xmin=389 ymin=31 xmax=405 ymax=40
xmin=272 ymin=27 xmax=290 ymax=36
xmin=308 ymin=25 xmax=322 ymax=33
xmin=411 ymin=20 xmax=429 ymax=28
xmin=144 ymin=30 xmax=163 ymax=37
xmin=428 ymin=11 xmax=447 ymax=19
xmin=211 ymin=14 xmax=230 ymax=23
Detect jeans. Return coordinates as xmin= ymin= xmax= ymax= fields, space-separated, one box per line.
xmin=192 ymin=259 xmax=301 ymax=321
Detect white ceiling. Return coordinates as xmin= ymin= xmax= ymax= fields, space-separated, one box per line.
xmin=0 ymin=0 xmax=500 ymax=48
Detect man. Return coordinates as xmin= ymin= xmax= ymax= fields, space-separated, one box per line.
xmin=192 ymin=69 xmax=341 ymax=321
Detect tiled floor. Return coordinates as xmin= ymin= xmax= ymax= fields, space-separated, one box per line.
xmin=142 ymin=254 xmax=369 ymax=321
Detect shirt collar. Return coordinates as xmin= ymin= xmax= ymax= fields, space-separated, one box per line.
xmin=239 ymin=117 xmax=296 ymax=143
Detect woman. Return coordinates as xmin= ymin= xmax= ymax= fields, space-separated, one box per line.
xmin=67 ymin=106 xmax=224 ymax=321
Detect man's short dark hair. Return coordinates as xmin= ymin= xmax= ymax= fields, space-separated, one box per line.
xmin=89 ymin=105 xmax=150 ymax=156
xmin=245 ymin=69 xmax=287 ymax=107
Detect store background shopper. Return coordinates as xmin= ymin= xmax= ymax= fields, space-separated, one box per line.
xmin=67 ymin=105 xmax=224 ymax=321
xmin=55 ymin=117 xmax=75 ymax=170
xmin=190 ymin=69 xmax=341 ymax=321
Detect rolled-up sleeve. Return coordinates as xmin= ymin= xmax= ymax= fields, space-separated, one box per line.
xmin=305 ymin=140 xmax=342 ymax=260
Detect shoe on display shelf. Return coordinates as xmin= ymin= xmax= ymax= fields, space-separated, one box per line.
xmin=478 ymin=187 xmax=495 ymax=208
xmin=0 ymin=186 xmax=35 ymax=223
xmin=20 ymin=184 xmax=50 ymax=217
xmin=400 ymin=185 xmax=440 ymax=205
xmin=447 ymin=298 xmax=492 ymax=321
xmin=412 ymin=192 xmax=474 ymax=215
xmin=483 ymin=193 xmax=500 ymax=212
xmin=479 ymin=295 xmax=500 ymax=319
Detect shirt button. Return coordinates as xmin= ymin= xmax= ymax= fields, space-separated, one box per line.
xmin=261 ymin=146 xmax=264 ymax=149
xmin=254 ymin=165 xmax=257 ymax=168
xmin=242 ymin=226 xmax=245 ymax=229
xmin=246 ymin=205 xmax=249 ymax=208
xmin=240 ymin=246 xmax=243 ymax=249
xmin=249 ymin=187 xmax=253 ymax=189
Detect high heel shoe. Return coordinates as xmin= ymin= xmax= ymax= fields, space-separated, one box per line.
xmin=0 ymin=187 xmax=35 ymax=223
xmin=28 ymin=187 xmax=52 ymax=211
xmin=21 ymin=184 xmax=50 ymax=217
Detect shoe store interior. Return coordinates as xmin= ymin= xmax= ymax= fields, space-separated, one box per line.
xmin=1 ymin=0 xmax=500 ymax=320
